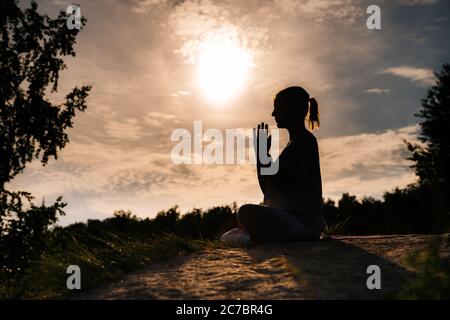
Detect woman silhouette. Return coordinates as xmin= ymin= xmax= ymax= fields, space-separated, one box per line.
xmin=221 ymin=86 xmax=325 ymax=246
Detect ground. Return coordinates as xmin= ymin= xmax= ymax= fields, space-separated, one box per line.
xmin=77 ymin=234 xmax=449 ymax=299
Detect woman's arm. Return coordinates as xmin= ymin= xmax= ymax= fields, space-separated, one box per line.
xmin=254 ymin=123 xmax=272 ymax=194
xmin=257 ymin=154 xmax=273 ymax=193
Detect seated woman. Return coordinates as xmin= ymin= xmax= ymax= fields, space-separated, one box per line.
xmin=221 ymin=86 xmax=325 ymax=246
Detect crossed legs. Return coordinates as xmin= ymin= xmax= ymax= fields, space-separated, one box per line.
xmin=237 ymin=204 xmax=320 ymax=242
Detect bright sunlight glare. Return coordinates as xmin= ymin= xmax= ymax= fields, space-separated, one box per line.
xmin=197 ymin=33 xmax=253 ymax=104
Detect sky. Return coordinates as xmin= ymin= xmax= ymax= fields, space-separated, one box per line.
xmin=7 ymin=0 xmax=450 ymax=225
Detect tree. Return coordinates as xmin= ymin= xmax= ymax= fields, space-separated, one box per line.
xmin=406 ymin=63 xmax=450 ymax=232
xmin=407 ymin=63 xmax=450 ymax=190
xmin=0 ymin=0 xmax=91 ymax=189
xmin=0 ymin=0 xmax=90 ymax=277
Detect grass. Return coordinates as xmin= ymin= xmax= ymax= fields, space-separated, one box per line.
xmin=399 ymin=237 xmax=450 ymax=300
xmin=323 ymin=216 xmax=351 ymax=235
xmin=0 ymin=228 xmax=216 ymax=299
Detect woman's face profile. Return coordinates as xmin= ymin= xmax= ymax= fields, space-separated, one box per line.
xmin=272 ymin=102 xmax=295 ymax=129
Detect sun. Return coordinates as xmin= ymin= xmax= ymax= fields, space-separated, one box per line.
xmin=197 ymin=33 xmax=253 ymax=104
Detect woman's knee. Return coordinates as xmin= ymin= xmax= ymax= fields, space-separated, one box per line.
xmin=237 ymin=204 xmax=258 ymax=226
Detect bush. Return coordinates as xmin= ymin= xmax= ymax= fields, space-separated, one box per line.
xmin=399 ymin=237 xmax=450 ymax=299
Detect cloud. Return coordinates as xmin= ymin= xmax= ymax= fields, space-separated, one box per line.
xmin=52 ymin=0 xmax=74 ymax=5
xmin=132 ymin=0 xmax=168 ymax=13
xmin=105 ymin=118 xmax=142 ymax=140
xmin=144 ymin=112 xmax=179 ymax=127
xmin=167 ymin=0 xmax=271 ymax=64
xmin=398 ymin=0 xmax=438 ymax=5
xmin=107 ymin=164 xmax=199 ymax=196
xmin=8 ymin=122 xmax=420 ymax=224
xmin=320 ymin=125 xmax=419 ymax=199
xmin=170 ymin=90 xmax=191 ymax=97
xmin=381 ymin=66 xmax=435 ymax=86
xmin=365 ymin=88 xmax=390 ymax=94
xmin=274 ymin=0 xmax=363 ymax=22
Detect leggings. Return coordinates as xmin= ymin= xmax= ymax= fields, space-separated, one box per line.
xmin=237 ymin=204 xmax=321 ymax=241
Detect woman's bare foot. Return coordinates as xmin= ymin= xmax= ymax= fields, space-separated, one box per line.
xmin=220 ymin=228 xmax=253 ymax=247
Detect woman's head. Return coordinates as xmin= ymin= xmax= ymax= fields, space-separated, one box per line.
xmin=272 ymin=86 xmax=320 ymax=130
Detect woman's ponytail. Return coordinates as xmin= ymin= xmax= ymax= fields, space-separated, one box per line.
xmin=308 ymin=97 xmax=320 ymax=130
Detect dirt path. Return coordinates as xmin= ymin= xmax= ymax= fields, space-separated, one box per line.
xmin=78 ymin=234 xmax=449 ymax=300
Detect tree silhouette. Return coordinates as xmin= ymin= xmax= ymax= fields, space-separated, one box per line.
xmin=407 ymin=63 xmax=450 ymax=190
xmin=0 ymin=0 xmax=91 ymax=189
xmin=0 ymin=1 xmax=90 ymax=274
xmin=405 ymin=63 xmax=450 ymax=230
